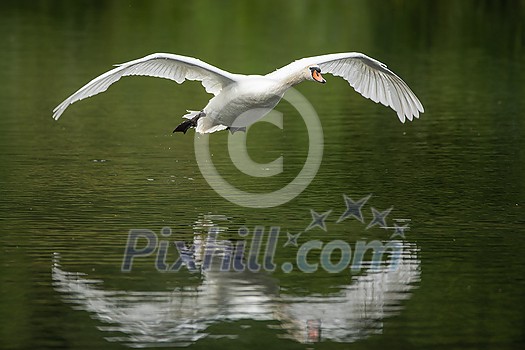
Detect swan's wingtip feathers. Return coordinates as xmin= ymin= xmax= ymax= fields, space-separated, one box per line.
xmin=52 ymin=104 xmax=67 ymax=120
xmin=397 ymin=106 xmax=425 ymax=123
xmin=51 ymin=52 xmax=237 ymax=121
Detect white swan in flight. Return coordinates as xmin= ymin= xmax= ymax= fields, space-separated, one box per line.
xmin=52 ymin=52 xmax=424 ymax=134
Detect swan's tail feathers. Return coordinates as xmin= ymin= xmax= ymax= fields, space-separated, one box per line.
xmin=182 ymin=110 xmax=201 ymax=120
xmin=173 ymin=111 xmax=204 ymax=134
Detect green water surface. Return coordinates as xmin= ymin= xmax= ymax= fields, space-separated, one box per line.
xmin=1 ymin=1 xmax=524 ymax=349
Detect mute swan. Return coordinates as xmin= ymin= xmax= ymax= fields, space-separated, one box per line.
xmin=52 ymin=53 xmax=424 ymax=134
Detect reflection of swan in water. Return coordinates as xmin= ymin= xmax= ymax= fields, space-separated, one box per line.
xmin=52 ymin=215 xmax=421 ymax=347
xmin=279 ymin=256 xmax=419 ymax=343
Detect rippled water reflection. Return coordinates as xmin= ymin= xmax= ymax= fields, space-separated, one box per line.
xmin=52 ymin=215 xmax=420 ymax=347
xmin=1 ymin=1 xmax=524 ymax=349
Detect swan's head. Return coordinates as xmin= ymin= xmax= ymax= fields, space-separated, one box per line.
xmin=308 ymin=65 xmax=326 ymax=84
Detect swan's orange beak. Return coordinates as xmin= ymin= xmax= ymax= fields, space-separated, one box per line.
xmin=312 ymin=69 xmax=326 ymax=84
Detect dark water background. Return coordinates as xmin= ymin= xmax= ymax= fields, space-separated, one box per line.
xmin=1 ymin=1 xmax=524 ymax=349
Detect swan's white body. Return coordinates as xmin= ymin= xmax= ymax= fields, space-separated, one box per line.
xmin=53 ymin=53 xmax=424 ymax=133
xmin=195 ymin=76 xmax=286 ymax=133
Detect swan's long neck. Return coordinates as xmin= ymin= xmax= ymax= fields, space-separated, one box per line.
xmin=266 ymin=64 xmax=307 ymax=89
xmin=282 ymin=71 xmax=306 ymax=87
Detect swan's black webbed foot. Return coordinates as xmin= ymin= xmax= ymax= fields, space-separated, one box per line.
xmin=227 ymin=126 xmax=247 ymax=134
xmin=173 ymin=112 xmax=204 ymax=134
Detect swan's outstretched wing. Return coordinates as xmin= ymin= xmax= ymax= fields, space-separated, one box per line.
xmin=300 ymin=53 xmax=423 ymax=123
xmin=53 ymin=53 xmax=239 ymax=120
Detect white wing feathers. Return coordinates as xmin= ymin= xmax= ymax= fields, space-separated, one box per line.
xmin=52 ymin=53 xmax=238 ymax=120
xmin=306 ymin=53 xmax=424 ymax=123
xmin=53 ymin=52 xmax=424 ymax=124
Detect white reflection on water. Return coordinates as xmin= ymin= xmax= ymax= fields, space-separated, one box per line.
xmin=52 ymin=215 xmax=420 ymax=347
